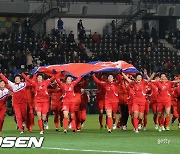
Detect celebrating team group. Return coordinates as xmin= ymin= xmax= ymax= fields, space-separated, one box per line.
xmin=0 ymin=68 xmax=180 ymax=134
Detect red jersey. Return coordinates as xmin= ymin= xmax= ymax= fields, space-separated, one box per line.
xmin=126 ymin=85 xmax=135 ymax=104
xmin=48 ymin=86 xmax=63 ymax=110
xmin=81 ymin=91 xmax=88 ymax=108
xmin=56 ymin=76 xmax=82 ymax=103
xmin=22 ymin=73 xmax=55 ymax=103
xmin=118 ymin=80 xmax=129 ymax=105
xmin=33 ymin=80 xmax=53 ymax=103
xmin=148 ymin=82 xmax=159 ymax=102
xmin=96 ymin=84 xmax=106 ymax=101
xmin=25 ymin=85 xmax=35 ymax=107
xmin=0 ymin=88 xmax=9 ymax=108
xmin=130 ymin=80 xmax=147 ymax=100
xmin=154 ymin=81 xmax=174 ymax=102
xmin=92 ymin=74 xmax=119 ymax=102
xmin=74 ymin=78 xmax=88 ymax=93
xmin=175 ymin=85 xmax=180 ymax=97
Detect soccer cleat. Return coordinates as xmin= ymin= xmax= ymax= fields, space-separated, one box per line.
xmin=171 ymin=122 xmax=174 ymax=126
xmin=108 ymin=129 xmax=112 ymax=133
xmin=81 ymin=123 xmax=84 ymax=128
xmin=165 ymin=127 xmax=170 ymax=131
xmin=22 ymin=122 xmax=25 ymax=127
xmin=44 ymin=122 xmax=49 ymax=130
xmin=155 ymin=125 xmax=158 ymax=130
xmin=178 ymin=123 xmax=180 ymax=129
xmin=77 ymin=129 xmax=81 ymax=132
xmin=64 ymin=130 xmax=67 ymax=134
xmin=56 ymin=128 xmax=60 ymax=132
xmin=138 ymin=124 xmax=142 ymax=130
xmin=68 ymin=123 xmax=72 ymax=129
xmin=112 ymin=124 xmax=116 ymax=130
xmin=171 ymin=117 xmax=176 ymax=126
xmin=162 ymin=126 xmax=165 ymax=131
xmin=40 ymin=131 xmax=44 ymax=135
xmin=122 ymin=125 xmax=127 ymax=131
xmin=20 ymin=131 xmax=24 ymax=134
xmin=143 ymin=127 xmax=146 ymax=131
xmin=158 ymin=126 xmax=162 ymax=132
xmin=100 ymin=125 xmax=103 ymax=129
xmin=134 ymin=129 xmax=139 ymax=133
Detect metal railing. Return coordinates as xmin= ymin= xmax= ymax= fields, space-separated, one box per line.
xmin=29 ymin=2 xmax=53 ymax=24
xmin=29 ymin=1 xmax=70 ymax=26
xmin=116 ymin=1 xmax=146 ymax=29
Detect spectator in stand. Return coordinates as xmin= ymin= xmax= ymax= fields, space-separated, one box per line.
xmin=24 ymin=17 xmax=31 ymax=32
xmin=111 ymin=20 xmax=116 ymax=34
xmin=78 ymin=41 xmax=85 ymax=52
xmin=68 ymin=31 xmax=75 ymax=44
xmin=77 ymin=19 xmax=84 ymax=33
xmin=77 ymin=20 xmax=85 ymax=41
xmin=92 ymin=32 xmax=100 ymax=43
xmin=41 ymin=41 xmax=48 ymax=51
xmin=26 ymin=51 xmax=33 ymax=69
xmin=13 ymin=21 xmax=19 ymax=34
xmin=57 ymin=18 xmax=63 ymax=33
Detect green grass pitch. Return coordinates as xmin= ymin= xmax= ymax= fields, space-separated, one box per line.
xmin=0 ymin=114 xmax=179 ymax=154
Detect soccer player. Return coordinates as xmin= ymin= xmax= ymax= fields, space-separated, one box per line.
xmin=175 ymin=84 xmax=180 ymax=128
xmin=0 ymin=80 xmax=10 ymax=134
xmin=48 ymin=80 xmax=63 ymax=131
xmin=122 ymin=72 xmax=153 ymax=133
xmin=152 ymin=73 xmax=180 ymax=132
xmin=23 ymin=73 xmax=35 ymax=133
xmin=96 ymin=73 xmax=106 ymax=129
xmin=74 ymin=78 xmax=88 ymax=131
xmin=22 ymin=72 xmax=55 ymax=134
xmin=148 ymin=75 xmax=159 ymax=130
xmin=170 ymin=87 xmax=178 ymax=126
xmin=118 ymin=74 xmax=129 ymax=130
xmin=0 ymin=73 xmax=28 ymax=134
xmin=54 ymin=70 xmax=82 ymax=133
xmin=79 ymin=88 xmax=88 ymax=128
xmin=92 ymin=73 xmax=120 ymax=133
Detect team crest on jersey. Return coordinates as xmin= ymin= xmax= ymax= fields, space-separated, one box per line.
xmin=162 ymin=86 xmax=166 ymax=90
xmin=68 ymin=87 xmax=72 ymax=91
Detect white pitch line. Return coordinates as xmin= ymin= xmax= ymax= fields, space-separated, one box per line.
xmin=41 ymin=147 xmax=151 ymax=154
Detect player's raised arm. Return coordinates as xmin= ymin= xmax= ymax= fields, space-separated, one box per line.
xmin=122 ymin=72 xmax=132 ymax=83
xmin=92 ymin=73 xmax=106 ymax=85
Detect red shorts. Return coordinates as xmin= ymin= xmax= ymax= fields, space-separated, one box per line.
xmin=35 ymin=102 xmax=49 ymax=114
xmin=132 ymin=103 xmax=145 ymax=113
xmin=97 ymin=99 xmax=105 ymax=111
xmin=62 ymin=101 xmax=75 ymax=113
xmin=105 ymin=100 xmax=118 ymax=113
xmin=51 ymin=101 xmax=63 ymax=111
xmin=157 ymin=101 xmax=171 ymax=113
xmin=144 ymin=101 xmax=150 ymax=115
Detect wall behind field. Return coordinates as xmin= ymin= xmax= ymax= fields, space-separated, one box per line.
xmin=46 ymin=18 xmax=144 ymax=37
xmin=46 ymin=18 xmax=115 ymax=38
